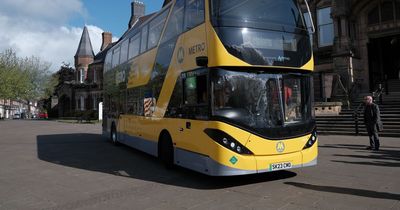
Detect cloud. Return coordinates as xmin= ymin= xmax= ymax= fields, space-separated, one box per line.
xmin=0 ymin=0 xmax=118 ymax=72
xmin=0 ymin=0 xmax=86 ymax=24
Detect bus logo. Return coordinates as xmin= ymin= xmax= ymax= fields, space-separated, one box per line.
xmin=276 ymin=141 xmax=285 ymax=153
xmin=177 ymin=47 xmax=184 ymax=64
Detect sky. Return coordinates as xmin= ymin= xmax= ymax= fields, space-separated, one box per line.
xmin=0 ymin=0 xmax=164 ymax=71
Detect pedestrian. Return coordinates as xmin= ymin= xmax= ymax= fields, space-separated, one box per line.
xmin=363 ymin=96 xmax=382 ymax=151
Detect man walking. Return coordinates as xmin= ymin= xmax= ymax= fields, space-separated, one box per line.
xmin=363 ymin=96 xmax=382 ymax=151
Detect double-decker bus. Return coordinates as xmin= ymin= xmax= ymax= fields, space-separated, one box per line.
xmin=103 ymin=0 xmax=317 ymax=176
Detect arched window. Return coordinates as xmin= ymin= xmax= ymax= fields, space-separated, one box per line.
xmin=368 ymin=1 xmax=397 ymax=25
xmin=368 ymin=6 xmax=379 ymax=25
xmin=79 ymin=68 xmax=85 ymax=83
xmin=381 ymin=1 xmax=394 ymax=22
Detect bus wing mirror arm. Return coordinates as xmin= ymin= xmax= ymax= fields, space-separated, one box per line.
xmin=196 ymin=56 xmax=208 ymax=67
xmin=304 ymin=0 xmax=315 ymax=34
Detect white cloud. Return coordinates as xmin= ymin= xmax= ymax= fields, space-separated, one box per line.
xmin=0 ymin=0 xmax=85 ymax=24
xmin=0 ymin=0 xmax=118 ymax=72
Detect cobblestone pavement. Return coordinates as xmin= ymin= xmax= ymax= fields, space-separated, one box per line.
xmin=0 ymin=120 xmax=399 ymax=210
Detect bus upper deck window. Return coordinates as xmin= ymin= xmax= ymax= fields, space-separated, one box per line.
xmin=184 ymin=0 xmax=205 ymax=30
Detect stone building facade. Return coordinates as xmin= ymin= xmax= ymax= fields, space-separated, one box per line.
xmin=306 ymin=0 xmax=400 ymax=103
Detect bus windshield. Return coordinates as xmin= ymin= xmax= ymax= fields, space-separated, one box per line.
xmin=211 ymin=69 xmax=314 ymax=139
xmin=211 ymin=0 xmax=306 ymax=30
xmin=210 ymin=0 xmax=312 ymax=67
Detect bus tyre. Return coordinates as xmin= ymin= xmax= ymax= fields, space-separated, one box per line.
xmin=159 ymin=134 xmax=174 ymax=169
xmin=110 ymin=125 xmax=119 ymax=146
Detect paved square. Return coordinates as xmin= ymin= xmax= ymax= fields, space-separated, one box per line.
xmin=0 ymin=120 xmax=399 ymax=210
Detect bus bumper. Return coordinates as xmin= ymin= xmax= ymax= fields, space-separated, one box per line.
xmin=175 ymin=141 xmax=318 ymax=176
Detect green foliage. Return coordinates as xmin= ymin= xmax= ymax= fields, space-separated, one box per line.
xmin=0 ymin=48 xmax=54 ymax=102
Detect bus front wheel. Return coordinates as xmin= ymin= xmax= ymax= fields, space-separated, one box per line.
xmin=159 ymin=133 xmax=174 ymax=169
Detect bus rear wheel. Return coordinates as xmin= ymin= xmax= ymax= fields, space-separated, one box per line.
xmin=159 ymin=133 xmax=174 ymax=169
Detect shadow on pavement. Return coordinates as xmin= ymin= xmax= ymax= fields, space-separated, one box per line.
xmin=36 ymin=133 xmax=296 ymax=189
xmin=319 ymin=144 xmax=368 ymax=150
xmin=285 ymin=182 xmax=400 ymax=201
xmin=327 ymin=145 xmax=400 ymax=167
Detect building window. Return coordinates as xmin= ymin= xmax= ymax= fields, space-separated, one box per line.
xmin=381 ymin=1 xmax=394 ymax=22
xmin=397 ymin=1 xmax=400 ymax=20
xmin=93 ymin=97 xmax=97 ymax=110
xmin=368 ymin=1 xmax=398 ymax=25
xmin=80 ymin=96 xmax=85 ymax=111
xmin=368 ymin=6 xmax=380 ymax=25
xmin=79 ymin=68 xmax=85 ymax=83
xmin=93 ymin=69 xmax=97 ymax=83
xmin=317 ymin=7 xmax=334 ymax=47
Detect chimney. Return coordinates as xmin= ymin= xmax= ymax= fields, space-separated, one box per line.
xmin=129 ymin=1 xmax=145 ymax=28
xmin=101 ymin=32 xmax=112 ymax=51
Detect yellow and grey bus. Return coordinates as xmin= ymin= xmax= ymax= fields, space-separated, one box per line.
xmin=103 ymin=0 xmax=317 ymax=176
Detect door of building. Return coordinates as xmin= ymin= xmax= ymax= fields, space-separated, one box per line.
xmin=368 ymin=35 xmax=400 ymax=92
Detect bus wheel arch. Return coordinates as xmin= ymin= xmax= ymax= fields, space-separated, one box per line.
xmin=158 ymin=130 xmax=174 ymax=168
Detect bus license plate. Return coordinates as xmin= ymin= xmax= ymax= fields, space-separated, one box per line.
xmin=270 ymin=162 xmax=292 ymax=171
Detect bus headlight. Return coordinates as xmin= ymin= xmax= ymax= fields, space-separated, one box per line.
xmin=303 ymin=128 xmax=317 ymax=149
xmin=204 ymin=129 xmax=253 ymax=155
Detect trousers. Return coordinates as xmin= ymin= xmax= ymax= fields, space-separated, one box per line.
xmin=366 ymin=123 xmax=380 ymax=149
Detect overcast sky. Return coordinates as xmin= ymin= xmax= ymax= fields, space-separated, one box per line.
xmin=0 ymin=0 xmax=163 ymax=71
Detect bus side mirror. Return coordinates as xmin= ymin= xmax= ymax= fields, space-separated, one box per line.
xmin=196 ymin=56 xmax=208 ymax=67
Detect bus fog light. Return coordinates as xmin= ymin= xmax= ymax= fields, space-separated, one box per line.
xmin=230 ymin=142 xmax=236 ymax=148
xmin=311 ymin=136 xmax=316 ymax=141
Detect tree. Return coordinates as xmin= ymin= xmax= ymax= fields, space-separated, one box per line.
xmin=0 ymin=49 xmax=53 ymax=117
xmin=0 ymin=49 xmax=22 ymax=117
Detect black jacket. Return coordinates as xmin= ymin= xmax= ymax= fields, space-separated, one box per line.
xmin=364 ymin=103 xmax=381 ymax=126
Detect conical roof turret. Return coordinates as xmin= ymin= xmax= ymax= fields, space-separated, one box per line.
xmin=75 ymin=26 xmax=94 ymax=58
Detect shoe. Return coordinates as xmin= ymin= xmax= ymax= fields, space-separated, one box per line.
xmin=373 ymin=148 xmax=379 ymax=151
xmin=366 ymin=146 xmax=372 ymax=150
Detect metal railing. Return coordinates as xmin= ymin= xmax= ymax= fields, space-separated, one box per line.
xmin=353 ymin=103 xmax=363 ymax=135
xmin=372 ymin=84 xmax=384 ymax=105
